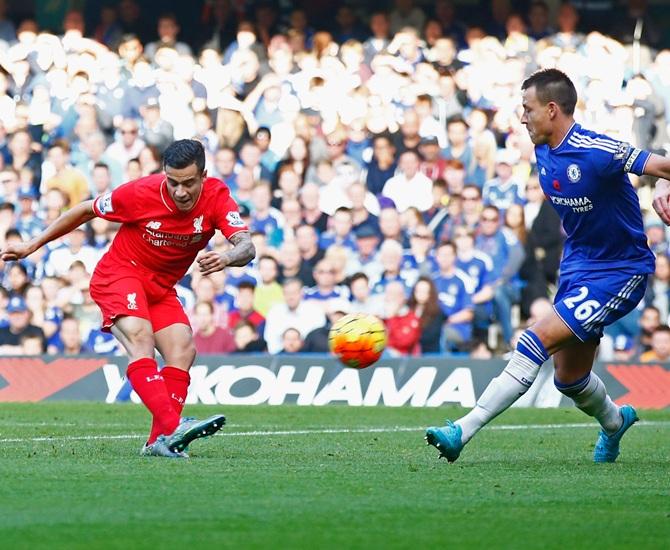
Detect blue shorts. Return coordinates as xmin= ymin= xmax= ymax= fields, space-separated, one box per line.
xmin=553 ymin=269 xmax=648 ymax=342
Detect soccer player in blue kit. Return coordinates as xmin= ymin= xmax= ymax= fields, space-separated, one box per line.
xmin=426 ymin=68 xmax=670 ymax=463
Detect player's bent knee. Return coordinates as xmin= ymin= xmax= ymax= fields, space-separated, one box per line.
xmin=166 ymin=341 xmax=197 ymax=371
xmin=124 ymin=328 xmax=155 ymax=358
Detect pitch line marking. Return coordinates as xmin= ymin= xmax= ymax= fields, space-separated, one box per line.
xmin=0 ymin=421 xmax=668 ymax=444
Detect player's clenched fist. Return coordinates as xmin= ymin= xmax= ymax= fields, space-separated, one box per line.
xmin=197 ymin=250 xmax=229 ymax=275
xmin=0 ymin=242 xmax=35 ymax=262
xmin=652 ymin=179 xmax=670 ymax=226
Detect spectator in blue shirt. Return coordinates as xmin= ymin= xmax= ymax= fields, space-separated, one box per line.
xmin=475 ymin=205 xmax=525 ymax=347
xmin=250 ymin=181 xmax=284 ymax=248
xmin=366 ymin=134 xmax=397 ymax=195
xmin=319 ymin=207 xmax=358 ymax=252
xmin=304 ymin=258 xmax=347 ymax=309
xmin=371 ymin=238 xmax=417 ymax=295
xmin=482 ymin=149 xmax=525 ymax=214
xmin=433 ymin=241 xmax=474 ymax=351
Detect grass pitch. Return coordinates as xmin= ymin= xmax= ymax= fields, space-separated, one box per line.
xmin=0 ymin=403 xmax=668 ymax=549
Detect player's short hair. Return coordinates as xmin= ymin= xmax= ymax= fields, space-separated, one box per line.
xmin=93 ymin=162 xmax=109 ymax=172
xmin=521 ymin=68 xmax=578 ymax=116
xmin=163 ymin=139 xmax=206 ymax=173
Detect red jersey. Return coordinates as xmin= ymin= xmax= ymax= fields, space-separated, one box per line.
xmin=92 ymin=174 xmax=247 ymax=287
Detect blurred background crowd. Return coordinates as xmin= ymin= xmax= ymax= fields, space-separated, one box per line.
xmin=1 ymin=0 xmax=670 ymax=362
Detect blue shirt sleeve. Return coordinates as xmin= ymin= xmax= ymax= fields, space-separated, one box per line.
xmin=593 ymin=140 xmax=652 ymax=179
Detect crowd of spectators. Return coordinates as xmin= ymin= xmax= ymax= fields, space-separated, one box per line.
xmin=1 ymin=0 xmax=670 ymax=361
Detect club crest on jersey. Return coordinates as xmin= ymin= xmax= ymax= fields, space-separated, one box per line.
xmin=567 ymin=163 xmax=581 ymax=183
xmin=127 ymin=293 xmax=138 ymax=310
xmin=226 ymin=211 xmax=245 ymax=227
xmin=146 ymin=221 xmax=162 ymax=230
xmin=193 ymin=215 xmax=204 ymax=234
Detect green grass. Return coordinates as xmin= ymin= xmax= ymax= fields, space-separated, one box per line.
xmin=0 ymin=404 xmax=668 ymax=549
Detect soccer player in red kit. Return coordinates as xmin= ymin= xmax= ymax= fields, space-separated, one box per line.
xmin=1 ymin=140 xmax=256 ymax=458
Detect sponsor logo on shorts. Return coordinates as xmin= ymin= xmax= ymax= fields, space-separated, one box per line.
xmin=226 ymin=211 xmax=245 ymax=227
xmin=193 ymin=215 xmax=204 ymax=234
xmin=127 ymin=293 xmax=138 ymax=310
xmin=567 ymin=163 xmax=581 ymax=183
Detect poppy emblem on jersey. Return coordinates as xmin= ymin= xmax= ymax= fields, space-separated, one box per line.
xmin=146 ymin=221 xmax=162 ymax=230
xmin=127 ymin=293 xmax=138 ymax=310
xmin=567 ymin=163 xmax=581 ymax=183
xmin=553 ymin=179 xmax=561 ymax=191
xmin=226 ymin=211 xmax=245 ymax=227
xmin=193 ymin=215 xmax=204 ymax=234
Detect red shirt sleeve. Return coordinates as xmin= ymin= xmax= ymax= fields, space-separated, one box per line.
xmin=92 ymin=181 xmax=138 ymax=223
xmin=213 ymin=191 xmax=248 ymax=240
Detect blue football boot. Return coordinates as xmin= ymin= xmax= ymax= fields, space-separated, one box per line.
xmin=425 ymin=421 xmax=464 ymax=463
xmin=593 ymin=405 xmax=639 ymax=463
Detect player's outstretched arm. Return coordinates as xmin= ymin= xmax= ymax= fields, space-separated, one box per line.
xmin=643 ymin=154 xmax=670 ymax=225
xmin=197 ymin=230 xmax=256 ymax=276
xmin=0 ymin=200 xmax=97 ymax=261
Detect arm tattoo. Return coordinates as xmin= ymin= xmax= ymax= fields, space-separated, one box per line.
xmin=224 ymin=231 xmax=256 ymax=267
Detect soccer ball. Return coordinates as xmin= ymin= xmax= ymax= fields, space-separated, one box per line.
xmin=328 ymin=313 xmax=387 ymax=369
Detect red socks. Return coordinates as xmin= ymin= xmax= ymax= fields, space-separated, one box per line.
xmin=146 ymin=366 xmax=191 ymax=445
xmin=126 ymin=358 xmax=181 ymax=441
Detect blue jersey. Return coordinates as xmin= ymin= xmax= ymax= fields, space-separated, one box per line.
xmin=456 ymin=252 xmax=495 ymax=294
xmin=535 ymin=123 xmax=655 ymax=275
xmin=434 ymin=270 xmax=473 ymax=340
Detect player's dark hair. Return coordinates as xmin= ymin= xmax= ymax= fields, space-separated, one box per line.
xmin=522 ymin=68 xmax=578 ymax=116
xmin=163 ymin=139 xmax=206 ymax=173
xmin=653 ymin=325 xmax=670 ymax=336
xmin=93 ymin=162 xmax=109 ymax=172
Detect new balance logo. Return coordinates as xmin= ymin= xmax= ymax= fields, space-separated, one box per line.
xmin=146 ymin=221 xmax=162 ymax=230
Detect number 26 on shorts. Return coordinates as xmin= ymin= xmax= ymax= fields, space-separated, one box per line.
xmin=564 ymin=286 xmax=601 ymax=321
